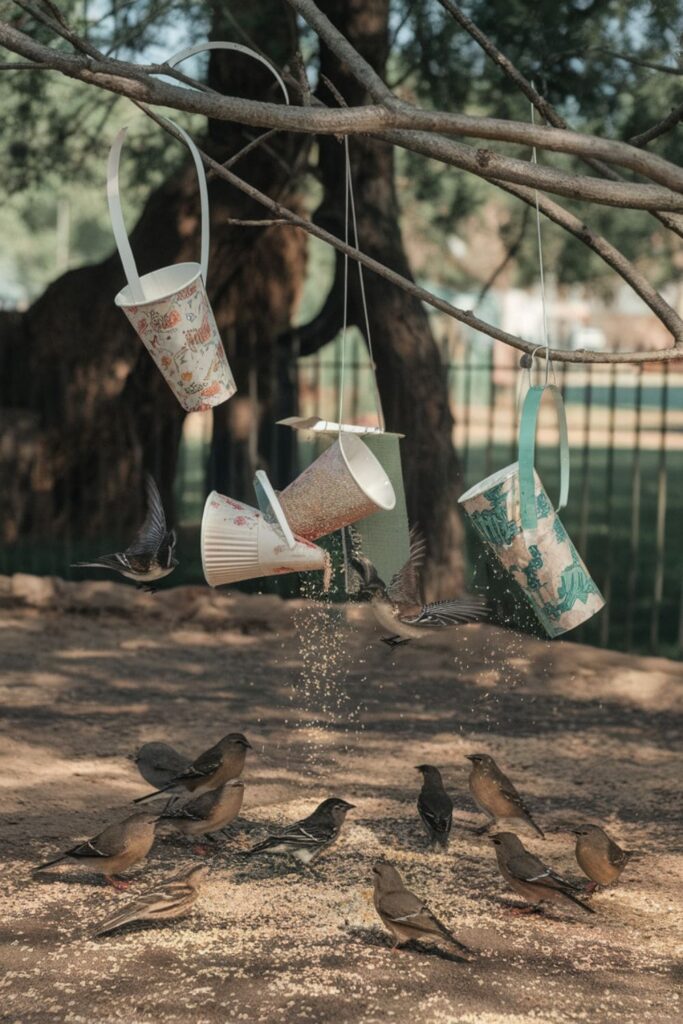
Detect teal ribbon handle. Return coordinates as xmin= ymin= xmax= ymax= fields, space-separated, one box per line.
xmin=518 ymin=384 xmax=570 ymax=531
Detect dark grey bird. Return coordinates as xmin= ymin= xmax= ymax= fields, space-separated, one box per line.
xmin=133 ymin=741 xmax=191 ymax=790
xmin=571 ymin=824 xmax=633 ymax=891
xmin=372 ymin=861 xmax=476 ymax=958
xmin=134 ymin=733 xmax=251 ymax=804
xmin=93 ymin=864 xmax=208 ymax=935
xmin=490 ymin=833 xmax=594 ymax=916
xmin=466 ymin=753 xmax=544 ymax=838
xmin=72 ymin=473 xmax=177 ymax=591
xmin=350 ymin=527 xmax=488 ymax=646
xmin=35 ymin=811 xmax=160 ymax=889
xmin=415 ymin=765 xmax=453 ymax=851
xmin=244 ymin=798 xmax=355 ymax=865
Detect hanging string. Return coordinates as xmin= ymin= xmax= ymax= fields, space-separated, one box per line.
xmin=336 ymin=137 xmax=386 ymax=433
xmin=530 ymin=96 xmax=551 ymax=386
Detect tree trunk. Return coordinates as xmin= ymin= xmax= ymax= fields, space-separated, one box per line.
xmin=307 ymin=0 xmax=466 ymax=595
xmin=0 ymin=0 xmax=307 ymax=551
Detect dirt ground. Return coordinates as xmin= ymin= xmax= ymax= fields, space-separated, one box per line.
xmin=0 ymin=573 xmax=682 ymax=1024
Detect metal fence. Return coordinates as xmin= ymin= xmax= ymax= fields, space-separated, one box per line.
xmin=2 ymin=327 xmax=682 ymax=658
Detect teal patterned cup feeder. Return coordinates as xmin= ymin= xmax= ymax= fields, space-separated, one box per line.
xmin=459 ymin=382 xmax=604 ymax=637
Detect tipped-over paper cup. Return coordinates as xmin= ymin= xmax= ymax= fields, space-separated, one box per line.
xmin=201 ymin=491 xmax=328 ymax=588
xmin=274 ymin=433 xmax=396 ymax=541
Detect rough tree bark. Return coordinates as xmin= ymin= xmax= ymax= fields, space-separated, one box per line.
xmin=295 ymin=0 xmax=465 ymax=594
xmin=0 ymin=0 xmax=307 ymax=546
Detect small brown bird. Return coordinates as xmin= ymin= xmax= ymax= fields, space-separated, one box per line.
xmin=36 ymin=811 xmax=159 ymax=889
xmin=158 ymin=780 xmax=245 ymax=852
xmin=134 ymin=733 xmax=251 ymax=804
xmin=490 ymin=833 xmax=594 ymax=916
xmin=133 ymin=741 xmax=191 ymax=789
xmin=572 ymin=824 xmax=633 ymax=891
xmin=466 ymin=753 xmax=544 ymax=838
xmin=415 ymin=765 xmax=453 ymax=851
xmin=372 ymin=861 xmax=476 ymax=958
xmin=93 ymin=864 xmax=208 ymax=935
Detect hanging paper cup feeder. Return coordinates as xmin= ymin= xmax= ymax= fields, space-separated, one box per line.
xmin=459 ymin=377 xmax=604 ymax=637
xmin=106 ymin=41 xmax=289 ymax=412
xmin=107 ymin=119 xmax=235 ymax=412
xmin=201 ymin=491 xmax=328 ymax=588
xmin=273 ymin=419 xmax=410 ymax=584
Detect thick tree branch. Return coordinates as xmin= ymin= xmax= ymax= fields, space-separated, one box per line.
xmin=3 ymin=20 xmax=683 ymax=209
xmin=138 ymin=105 xmax=683 ymax=363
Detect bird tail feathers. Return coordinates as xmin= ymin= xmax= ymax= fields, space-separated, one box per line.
xmin=563 ymin=890 xmax=595 ymax=914
xmin=35 ymin=855 xmax=65 ymax=871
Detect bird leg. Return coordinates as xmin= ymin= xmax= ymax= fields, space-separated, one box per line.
xmin=583 ymin=881 xmax=599 ymax=895
xmin=136 ymin=583 xmax=157 ymax=594
xmin=381 ymin=636 xmax=411 ymax=650
xmin=191 ymin=844 xmax=211 ymax=857
xmin=104 ymin=876 xmax=130 ymax=891
xmin=504 ymin=904 xmax=542 ymax=916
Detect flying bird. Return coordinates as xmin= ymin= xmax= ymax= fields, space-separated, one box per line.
xmin=466 ymin=753 xmax=544 ymax=838
xmin=134 ymin=733 xmax=251 ymax=804
xmin=244 ymin=798 xmax=354 ymax=866
xmin=35 ymin=811 xmax=159 ymax=889
xmin=415 ymin=765 xmax=453 ymax=851
xmin=350 ymin=527 xmax=488 ymax=646
xmin=372 ymin=861 xmax=475 ymax=957
xmin=571 ymin=824 xmax=633 ymax=892
xmin=93 ymin=864 xmax=208 ymax=935
xmin=490 ymin=833 xmax=594 ymax=916
xmin=72 ymin=473 xmax=177 ymax=591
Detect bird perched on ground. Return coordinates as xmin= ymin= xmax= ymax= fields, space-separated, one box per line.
xmin=415 ymin=765 xmax=453 ymax=851
xmin=466 ymin=753 xmax=544 ymax=838
xmin=133 ymin=741 xmax=191 ymax=789
xmin=490 ymin=833 xmax=594 ymax=916
xmin=571 ymin=824 xmax=633 ymax=892
xmin=93 ymin=864 xmax=208 ymax=936
xmin=372 ymin=861 xmax=475 ymax=958
xmin=158 ymin=780 xmax=245 ymax=853
xmin=350 ymin=528 xmax=488 ymax=647
xmin=134 ymin=733 xmax=251 ymax=804
xmin=71 ymin=473 xmax=177 ymax=591
xmin=244 ymin=798 xmax=354 ymax=866
xmin=35 ymin=811 xmax=159 ymax=889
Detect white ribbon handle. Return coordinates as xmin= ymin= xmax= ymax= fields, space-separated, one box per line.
xmin=164 ymin=41 xmax=289 ymax=104
xmin=107 ymin=118 xmax=210 ymax=302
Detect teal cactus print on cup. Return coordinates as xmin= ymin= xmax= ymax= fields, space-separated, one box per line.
xmin=459 ymin=463 xmax=605 ymax=638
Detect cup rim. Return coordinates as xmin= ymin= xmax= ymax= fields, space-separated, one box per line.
xmin=458 ymin=462 xmax=519 ymax=504
xmin=338 ymin=433 xmax=396 ymax=511
xmin=114 ymin=262 xmax=203 ymax=308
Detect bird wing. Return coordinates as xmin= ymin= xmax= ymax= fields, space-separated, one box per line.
xmin=417 ymin=791 xmax=453 ymax=834
xmin=174 ymin=742 xmax=224 ymax=783
xmin=607 ymin=838 xmax=630 ymax=869
xmin=250 ymin=817 xmax=336 ymax=853
xmin=387 ymin=527 xmax=426 ymax=604
xmin=506 ymin=852 xmax=573 ymax=892
xmin=162 ymin=791 xmax=215 ymax=822
xmin=379 ymin=890 xmax=469 ymax=953
xmin=127 ymin=474 xmax=169 ymax=557
xmin=349 ymin=550 xmax=384 ymax=591
xmin=68 ymin=822 xmax=126 ymax=860
xmin=71 ymin=553 xmax=132 ymax=572
xmin=402 ymin=594 xmax=488 ymax=628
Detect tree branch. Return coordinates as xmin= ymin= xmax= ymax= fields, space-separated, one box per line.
xmin=3 ymin=19 xmax=683 ymax=208
xmin=137 ymin=104 xmax=683 ymax=363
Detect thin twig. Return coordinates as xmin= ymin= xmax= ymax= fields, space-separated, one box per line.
xmin=225 ymin=217 xmax=290 ymax=227
xmin=629 ymin=99 xmax=683 ymax=148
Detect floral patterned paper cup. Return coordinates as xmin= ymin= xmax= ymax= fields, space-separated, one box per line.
xmin=459 ymin=463 xmax=604 ymax=637
xmin=107 ymin=121 xmax=235 ymax=412
xmin=200 ymin=491 xmax=328 ymax=588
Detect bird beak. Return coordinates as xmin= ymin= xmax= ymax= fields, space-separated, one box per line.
xmin=464 ymin=755 xmax=475 ymax=762
xmin=346 ymin=803 xmax=356 ymax=810
xmin=243 ymin=740 xmax=253 ymax=749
